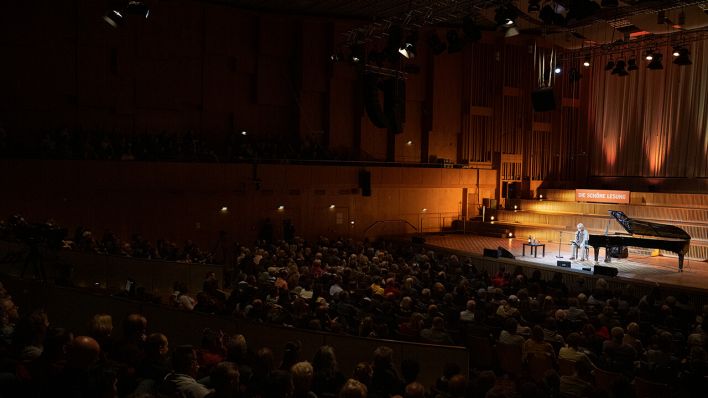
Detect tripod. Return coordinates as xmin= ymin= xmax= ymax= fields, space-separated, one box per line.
xmin=556 ymin=231 xmax=564 ymax=258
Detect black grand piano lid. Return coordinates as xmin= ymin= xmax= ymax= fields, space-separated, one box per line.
xmin=609 ymin=210 xmax=691 ymax=240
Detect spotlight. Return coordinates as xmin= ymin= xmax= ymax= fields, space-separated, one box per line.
xmin=601 ymin=0 xmax=618 ymax=7
xmin=421 ymin=208 xmax=427 ymax=212
xmin=647 ymin=53 xmax=664 ymax=70
xmin=583 ymin=55 xmax=591 ymax=67
xmin=241 ymin=130 xmax=248 ymax=136
xmin=126 ymin=1 xmax=150 ymax=18
xmin=528 ymin=0 xmax=541 ymax=12
xmin=398 ymin=32 xmax=418 ymax=59
xmin=350 ymin=45 xmax=363 ymax=63
xmin=429 ymin=33 xmax=447 ymax=55
xmin=406 ymin=140 xmax=413 ymax=145
xmin=505 ymin=27 xmax=520 ymax=38
xmin=508 ymin=232 xmax=514 ymax=238
xmin=611 ymin=60 xmax=628 ymax=76
xmin=645 ymin=51 xmax=653 ymax=61
xmin=329 ymin=204 xmax=336 ymax=209
xmin=554 ymin=65 xmax=562 ymax=74
xmin=604 ymin=59 xmax=615 ymax=71
xmin=103 ymin=10 xmax=124 ymax=28
xmin=277 ymin=205 xmax=285 ymax=211
xmin=446 ymin=29 xmax=464 ymax=53
xmin=672 ymin=47 xmax=681 ymax=57
xmin=673 ymin=48 xmax=692 ymax=66
xmin=220 ymin=206 xmax=228 ymax=212
xmin=494 ymin=6 xmax=517 ymax=27
xmin=329 ymin=53 xmax=340 ymax=62
xmin=627 ymin=58 xmax=638 ymax=71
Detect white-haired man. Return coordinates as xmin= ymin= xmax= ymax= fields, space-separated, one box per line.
xmin=570 ymin=223 xmax=589 ymax=261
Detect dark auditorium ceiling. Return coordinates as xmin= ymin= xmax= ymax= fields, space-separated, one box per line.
xmin=205 ymin=0 xmax=708 ymax=49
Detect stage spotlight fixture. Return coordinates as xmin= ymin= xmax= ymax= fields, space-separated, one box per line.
xmin=429 ymin=33 xmax=447 ymax=55
xmin=446 ymin=29 xmax=464 ymax=53
xmin=627 ymin=58 xmax=638 ymax=71
xmin=398 ymin=32 xmax=418 ymax=59
xmin=505 ymin=27 xmax=520 ymax=38
xmin=645 ymin=51 xmax=653 ymax=61
xmin=554 ymin=65 xmax=562 ymax=74
xmin=329 ymin=53 xmax=340 ymax=62
xmin=601 ymin=0 xmax=618 ymax=7
xmin=241 ymin=130 xmax=247 ymax=136
xmin=508 ymin=232 xmax=514 ymax=238
xmin=462 ymin=15 xmax=482 ymax=42
xmin=647 ymin=53 xmax=664 ymax=70
xmin=350 ymin=45 xmax=363 ymax=63
xmin=494 ymin=6 xmax=517 ymax=27
xmin=583 ymin=55 xmax=591 ymax=67
xmin=604 ymin=59 xmax=615 ymax=71
xmin=103 ymin=9 xmax=125 ymax=28
xmin=126 ymin=1 xmax=150 ymax=18
xmin=612 ymin=60 xmax=628 ymax=76
xmin=528 ymin=0 xmax=541 ymax=12
xmin=672 ymin=47 xmax=681 ymax=57
xmin=673 ymin=48 xmax=692 ymax=65
xmin=329 ymin=204 xmax=336 ymax=209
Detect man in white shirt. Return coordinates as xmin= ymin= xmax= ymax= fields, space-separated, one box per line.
xmin=570 ymin=223 xmax=589 ymax=261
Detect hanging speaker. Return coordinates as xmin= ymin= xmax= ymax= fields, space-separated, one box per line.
xmin=383 ymin=78 xmax=406 ymax=134
xmin=364 ymin=74 xmax=388 ymax=128
xmin=531 ymin=87 xmax=556 ymax=112
xmin=358 ymin=170 xmax=371 ymax=197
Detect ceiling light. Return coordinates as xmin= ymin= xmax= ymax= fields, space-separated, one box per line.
xmin=126 ymin=1 xmax=150 ymax=18
xmin=494 ymin=6 xmax=517 ymax=27
xmin=648 ymin=53 xmax=664 ymax=70
xmin=604 ymin=59 xmax=615 ymax=71
xmin=350 ymin=45 xmax=363 ymax=63
xmin=398 ymin=32 xmax=418 ymax=59
xmin=672 ymin=47 xmax=681 ymax=57
xmin=673 ymin=48 xmax=692 ymax=66
xmin=241 ymin=130 xmax=247 ymax=136
xmin=583 ymin=55 xmax=591 ymax=67
xmin=329 ymin=204 xmax=336 ymax=209
xmin=627 ymin=58 xmax=638 ymax=71
xmin=103 ymin=10 xmax=124 ymax=28
xmin=406 ymin=140 xmax=413 ymax=145
xmin=645 ymin=51 xmax=653 ymax=61
xmin=554 ymin=65 xmax=562 ymax=74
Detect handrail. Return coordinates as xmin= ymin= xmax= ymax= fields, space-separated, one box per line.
xmin=363 ymin=219 xmax=417 ymax=236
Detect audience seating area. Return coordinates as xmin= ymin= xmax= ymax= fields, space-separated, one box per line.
xmin=2 ymin=226 xmax=707 ymax=397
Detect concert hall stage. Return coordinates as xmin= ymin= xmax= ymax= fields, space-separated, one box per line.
xmin=422 ymin=234 xmax=708 ymax=294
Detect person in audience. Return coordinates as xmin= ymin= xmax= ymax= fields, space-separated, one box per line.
xmin=558 ymin=332 xmax=594 ymax=367
xmin=420 ymin=316 xmax=454 ymax=345
xmin=88 ymin=313 xmax=114 ymax=359
xmin=291 ymin=361 xmax=317 ymax=398
xmin=602 ymin=326 xmax=637 ymax=375
xmin=160 ymin=345 xmax=212 ymax=398
xmin=136 ymin=332 xmax=171 ymax=388
xmin=339 ymin=378 xmax=368 ymax=398
xmin=458 ymin=300 xmax=475 ymax=323
xmin=498 ymin=317 xmax=524 ymax=346
xmin=370 ymin=346 xmax=403 ymax=398
xmin=559 ymin=359 xmax=594 ymax=398
xmin=0 ymin=297 xmax=19 ymax=346
xmin=312 ymin=345 xmax=346 ymax=397
xmin=205 ymin=361 xmax=239 ymax=398
xmin=523 ymin=325 xmax=556 ymax=361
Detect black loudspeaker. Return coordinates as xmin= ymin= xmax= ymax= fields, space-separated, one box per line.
xmin=531 ymin=87 xmax=556 ymax=112
xmin=593 ymin=264 xmax=618 ymax=277
xmin=364 ymin=74 xmax=388 ymax=128
xmin=483 ymin=248 xmax=499 ymax=258
xmin=497 ymin=246 xmax=516 ymax=259
xmin=557 ymin=260 xmax=571 ymax=268
xmin=358 ymin=170 xmax=371 ymax=197
xmin=383 ymin=78 xmax=406 ymax=134
xmin=412 ymin=236 xmax=425 ymax=244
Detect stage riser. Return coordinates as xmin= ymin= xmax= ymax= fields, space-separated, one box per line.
xmin=538 ymin=190 xmax=708 ymax=209
xmin=517 ymin=200 xmax=708 ymax=224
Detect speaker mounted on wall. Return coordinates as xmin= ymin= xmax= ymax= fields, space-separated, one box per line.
xmin=531 ymin=87 xmax=556 ymax=112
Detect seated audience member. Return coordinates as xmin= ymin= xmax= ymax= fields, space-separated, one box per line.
xmin=370 ymin=346 xmax=403 ymax=398
xmin=291 ymin=361 xmax=317 ymax=398
xmin=602 ymin=327 xmax=637 ymax=374
xmin=498 ymin=317 xmax=524 ymax=346
xmin=312 ymin=345 xmax=346 ymax=397
xmin=459 ymin=300 xmax=476 ymax=323
xmin=559 ymin=360 xmax=594 ymax=398
xmin=404 ymin=381 xmax=425 ymax=398
xmin=339 ymin=378 xmax=368 ymax=398
xmin=523 ymin=325 xmax=556 ymax=361
xmin=197 ymin=329 xmax=226 ymax=379
xmin=137 ymin=332 xmax=171 ymax=384
xmin=558 ymin=332 xmax=594 ymax=367
xmin=205 ymin=361 xmax=239 ymax=398
xmin=263 ymin=369 xmax=294 ymax=398
xmin=88 ymin=313 xmax=114 ymax=359
xmin=351 ymin=361 xmax=373 ymax=388
xmin=160 ymin=345 xmax=212 ymax=398
xmin=420 ymin=317 xmax=454 ymax=345
xmin=173 ymin=282 xmax=197 ymax=311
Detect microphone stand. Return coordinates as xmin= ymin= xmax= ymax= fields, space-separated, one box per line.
xmin=556 ymin=230 xmax=564 ymax=258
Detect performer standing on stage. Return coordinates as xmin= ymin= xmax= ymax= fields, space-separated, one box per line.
xmin=570 ymin=223 xmax=589 ymax=261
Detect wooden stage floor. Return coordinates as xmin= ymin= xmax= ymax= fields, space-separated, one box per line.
xmin=423 ymin=234 xmax=708 ymax=293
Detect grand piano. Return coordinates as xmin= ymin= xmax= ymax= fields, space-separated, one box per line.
xmin=588 ymin=210 xmax=691 ymax=272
